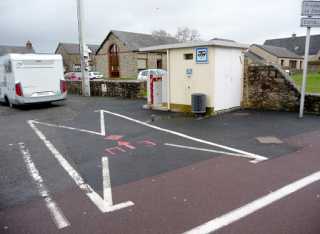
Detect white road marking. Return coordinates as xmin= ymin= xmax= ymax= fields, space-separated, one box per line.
xmin=32 ymin=111 xmax=106 ymax=137
xmin=98 ymin=110 xmax=268 ymax=163
xmin=165 ymin=143 xmax=258 ymax=162
xmin=182 ymin=170 xmax=320 ymax=234
xmin=102 ymin=157 xmax=113 ymax=206
xmin=32 ymin=120 xmax=103 ymax=136
xmin=100 ymin=110 xmax=106 ymax=136
xmin=18 ymin=143 xmax=70 ymax=229
xmin=28 ymin=120 xmax=133 ymax=213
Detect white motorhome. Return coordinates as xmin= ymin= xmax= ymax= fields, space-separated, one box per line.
xmin=0 ymin=54 xmax=67 ymax=107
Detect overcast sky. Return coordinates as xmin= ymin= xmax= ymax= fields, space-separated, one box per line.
xmin=1 ymin=0 xmax=320 ymax=53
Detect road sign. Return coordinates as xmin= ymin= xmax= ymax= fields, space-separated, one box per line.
xmin=302 ymin=1 xmax=320 ymax=16
xmin=301 ymin=17 xmax=320 ymax=27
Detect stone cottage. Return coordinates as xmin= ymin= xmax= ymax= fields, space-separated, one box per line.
xmin=55 ymin=43 xmax=99 ymax=72
xmin=249 ymin=44 xmax=304 ymax=71
xmin=264 ymin=34 xmax=320 ymax=72
xmin=95 ymin=30 xmax=179 ymax=79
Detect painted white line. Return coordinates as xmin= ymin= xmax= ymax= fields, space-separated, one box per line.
xmin=18 ymin=142 xmax=70 ymax=229
xmin=28 ymin=120 xmax=133 ymax=213
xmin=100 ymin=110 xmax=106 ymax=136
xmin=165 ymin=143 xmax=251 ymax=159
xmin=165 ymin=143 xmax=262 ymax=164
xmin=32 ymin=120 xmax=103 ymax=136
xmin=99 ymin=110 xmax=267 ymax=162
xmin=102 ymin=157 xmax=113 ymax=206
xmin=182 ymin=170 xmax=320 ymax=234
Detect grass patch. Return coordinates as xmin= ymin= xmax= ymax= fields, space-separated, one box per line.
xmin=291 ymin=72 xmax=320 ymax=93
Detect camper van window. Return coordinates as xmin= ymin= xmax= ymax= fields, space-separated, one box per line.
xmin=4 ymin=61 xmax=12 ymax=73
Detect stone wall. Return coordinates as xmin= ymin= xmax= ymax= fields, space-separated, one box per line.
xmin=242 ymin=63 xmax=320 ymax=114
xmin=66 ymin=80 xmax=147 ymax=99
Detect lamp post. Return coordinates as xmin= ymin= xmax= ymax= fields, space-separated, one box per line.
xmin=76 ymin=0 xmax=91 ymax=96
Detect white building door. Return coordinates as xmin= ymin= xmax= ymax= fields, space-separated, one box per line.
xmin=213 ymin=48 xmax=243 ymax=111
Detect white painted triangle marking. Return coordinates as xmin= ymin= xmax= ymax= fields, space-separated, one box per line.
xmin=28 ymin=120 xmax=134 ymax=213
xmin=32 ymin=110 xmax=106 ymax=136
xmin=98 ymin=109 xmax=268 ymax=163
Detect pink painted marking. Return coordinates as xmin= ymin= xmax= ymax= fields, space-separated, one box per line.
xmin=138 ymin=140 xmax=157 ymax=147
xmin=105 ymin=146 xmax=127 ymax=155
xmin=118 ymin=141 xmax=136 ymax=150
xmin=105 ymin=135 xmax=123 ymax=141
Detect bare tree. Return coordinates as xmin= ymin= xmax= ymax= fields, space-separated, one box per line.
xmin=152 ymin=30 xmax=172 ymax=38
xmin=175 ymin=27 xmax=201 ymax=42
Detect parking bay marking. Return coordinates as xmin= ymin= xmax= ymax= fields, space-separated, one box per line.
xmin=98 ymin=109 xmax=268 ymax=163
xmin=18 ymin=142 xmax=70 ymax=229
xmin=164 ymin=143 xmax=261 ymax=163
xmin=28 ymin=120 xmax=134 ymax=213
xmin=182 ymin=170 xmax=320 ymax=234
xmin=31 ymin=110 xmax=267 ymax=163
xmin=32 ymin=110 xmax=106 ymax=137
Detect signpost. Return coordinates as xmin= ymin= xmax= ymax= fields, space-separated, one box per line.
xmin=299 ymin=0 xmax=320 ymax=118
xmin=301 ymin=17 xmax=320 ymax=27
xmin=302 ymin=1 xmax=320 ymax=16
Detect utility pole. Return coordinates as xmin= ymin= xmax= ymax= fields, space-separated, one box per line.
xmin=299 ymin=26 xmax=311 ymax=118
xmin=77 ymin=0 xmax=91 ymax=96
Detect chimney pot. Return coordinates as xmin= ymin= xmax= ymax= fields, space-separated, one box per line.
xmin=292 ymin=33 xmax=297 ymax=38
xmin=26 ymin=40 xmax=32 ymax=49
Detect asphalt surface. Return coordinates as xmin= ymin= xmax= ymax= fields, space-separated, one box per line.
xmin=1 ymin=95 xmax=320 ymax=234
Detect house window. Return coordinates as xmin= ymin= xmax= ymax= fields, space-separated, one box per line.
xmin=280 ymin=60 xmax=284 ymax=67
xmin=300 ymin=61 xmax=303 ymax=70
xmin=157 ymin=59 xmax=163 ymax=69
xmin=184 ymin=53 xmax=193 ymax=60
xmin=289 ymin=60 xmax=297 ymax=69
xmin=137 ymin=59 xmax=147 ymax=70
xmin=109 ymin=44 xmax=120 ymax=78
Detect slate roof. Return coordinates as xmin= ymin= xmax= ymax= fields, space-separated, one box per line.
xmin=264 ymin=34 xmax=320 ymax=56
xmin=0 ymin=45 xmax=35 ymax=56
xmin=56 ymin=43 xmax=100 ymax=54
xmin=211 ymin=38 xmax=235 ymax=42
xmin=97 ymin=30 xmax=179 ymax=54
xmin=244 ymin=51 xmax=267 ymax=65
xmin=252 ymin=44 xmax=302 ymax=59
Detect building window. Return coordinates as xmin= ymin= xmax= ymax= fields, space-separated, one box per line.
xmin=280 ymin=60 xmax=284 ymax=67
xmin=137 ymin=59 xmax=147 ymax=70
xmin=300 ymin=61 xmax=303 ymax=70
xmin=289 ymin=60 xmax=297 ymax=69
xmin=157 ymin=59 xmax=163 ymax=69
xmin=109 ymin=44 xmax=120 ymax=78
xmin=184 ymin=53 xmax=193 ymax=60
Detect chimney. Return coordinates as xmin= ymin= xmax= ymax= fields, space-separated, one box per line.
xmin=292 ymin=33 xmax=296 ymax=38
xmin=26 ymin=40 xmax=32 ymax=49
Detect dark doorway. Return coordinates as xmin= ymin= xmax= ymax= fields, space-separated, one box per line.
xmin=109 ymin=44 xmax=120 ymax=78
xmin=157 ymin=59 xmax=163 ymax=69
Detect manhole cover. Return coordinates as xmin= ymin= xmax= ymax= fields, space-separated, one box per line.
xmin=256 ymin=136 xmax=283 ymax=144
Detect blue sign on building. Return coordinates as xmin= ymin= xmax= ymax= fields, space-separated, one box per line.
xmin=195 ymin=48 xmax=209 ymax=64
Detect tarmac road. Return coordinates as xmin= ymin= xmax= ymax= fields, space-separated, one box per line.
xmin=1 ymin=95 xmax=320 ymax=234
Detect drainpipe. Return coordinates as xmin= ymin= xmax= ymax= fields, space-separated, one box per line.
xmin=167 ymin=49 xmax=171 ymax=110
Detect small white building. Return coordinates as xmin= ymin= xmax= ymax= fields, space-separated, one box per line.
xmin=140 ymin=40 xmax=248 ymax=114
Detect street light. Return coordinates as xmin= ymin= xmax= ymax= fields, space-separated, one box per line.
xmin=76 ymin=0 xmax=91 ymax=96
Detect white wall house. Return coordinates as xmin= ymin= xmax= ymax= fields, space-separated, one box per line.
xmin=140 ymin=40 xmax=248 ymax=113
